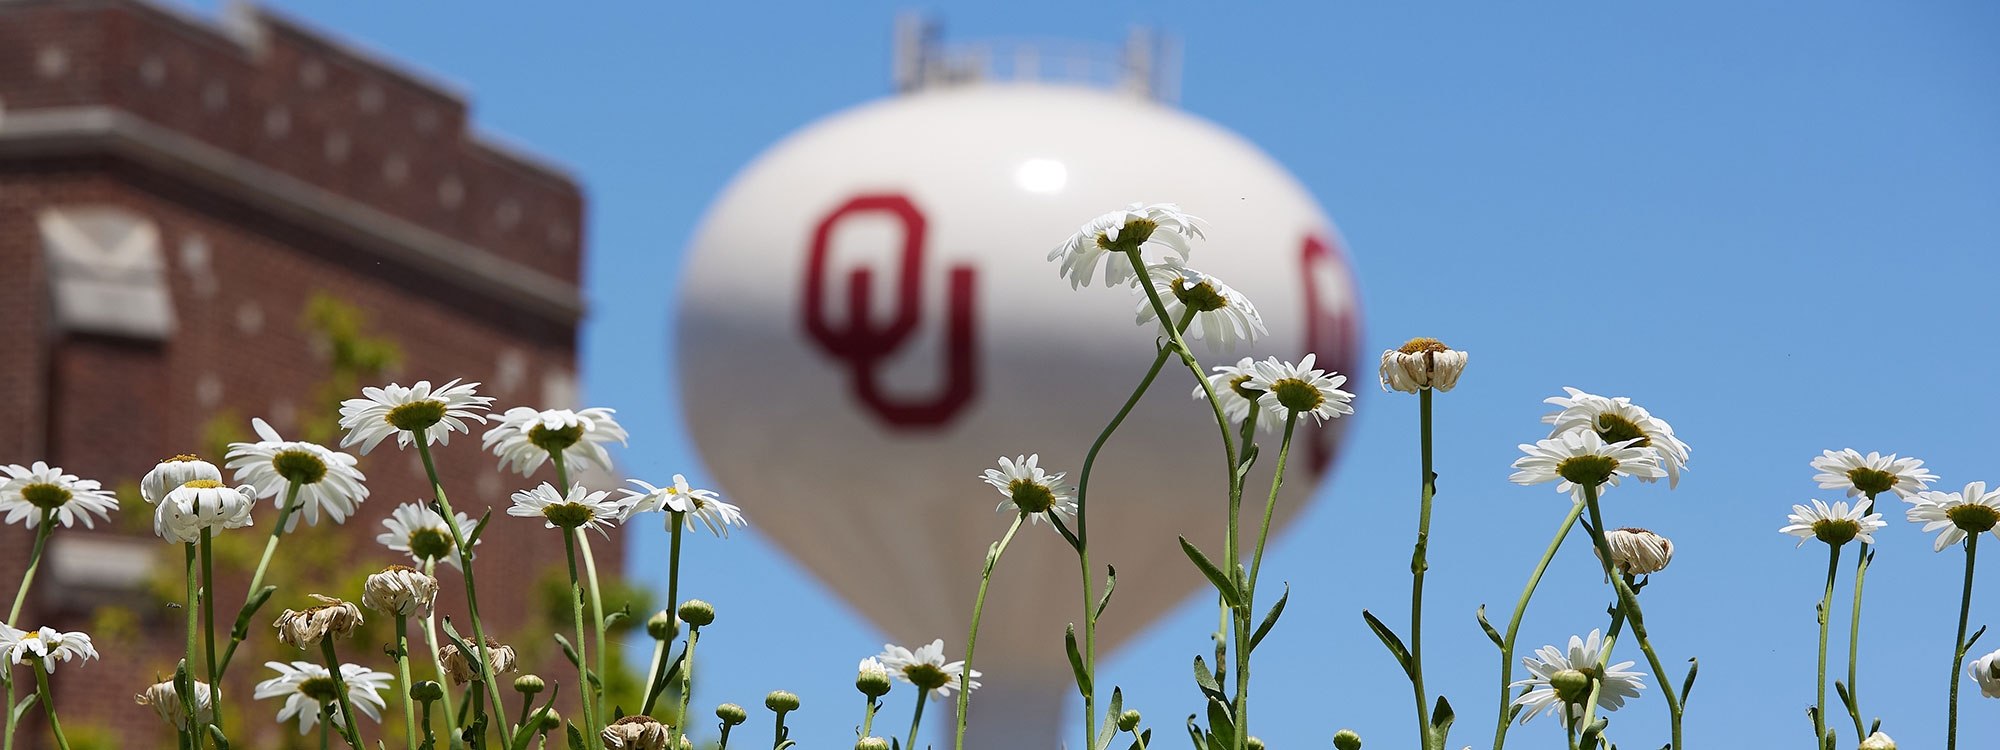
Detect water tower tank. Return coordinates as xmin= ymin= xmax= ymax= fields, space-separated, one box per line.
xmin=675 ymin=20 xmax=1361 ymax=748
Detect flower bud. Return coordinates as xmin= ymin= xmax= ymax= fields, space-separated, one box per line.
xmin=539 ymin=709 xmax=564 ymax=732
xmin=765 ymin=689 xmax=800 ymax=712
xmin=1550 ymin=669 xmax=1592 ymax=704
xmin=1117 ymin=710 xmax=1142 ymax=732
xmin=856 ymin=739 xmax=892 ymax=750
xmin=716 ymin=702 xmax=748 ymax=725
xmin=1858 ymin=732 xmax=1896 ymax=750
xmin=410 ymin=681 xmax=444 ymax=703
xmin=647 ymin=609 xmax=678 ymax=640
xmin=1332 ymin=729 xmax=1362 ymax=750
xmin=678 ymin=599 xmax=715 ymax=627
xmin=141 ymin=456 xmax=220 ymax=506
xmin=856 ymin=657 xmax=893 ymax=698
xmin=513 ymin=675 xmax=545 ymax=695
xmin=1246 ymin=738 xmax=1264 ymax=750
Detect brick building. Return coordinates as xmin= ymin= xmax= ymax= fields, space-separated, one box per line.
xmin=0 ymin=0 xmax=607 ymax=745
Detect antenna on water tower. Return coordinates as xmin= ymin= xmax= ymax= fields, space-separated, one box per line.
xmin=892 ymin=11 xmax=1180 ymax=104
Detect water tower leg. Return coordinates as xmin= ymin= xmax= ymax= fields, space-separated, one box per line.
xmin=938 ymin=676 xmax=1068 ymax=750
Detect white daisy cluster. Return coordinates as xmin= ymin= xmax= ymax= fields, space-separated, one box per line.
xmin=1513 ymin=388 xmax=1686 ymax=504
xmin=874 ymin=639 xmax=980 ymax=701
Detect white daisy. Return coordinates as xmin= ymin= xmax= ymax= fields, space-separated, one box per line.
xmin=1379 ymin=338 xmax=1469 ymax=394
xmin=274 ymin=594 xmax=364 ymax=648
xmin=156 ymin=481 xmax=258 ymax=544
xmin=1194 ymin=357 xmax=1270 ymax=431
xmin=1542 ymin=388 xmax=1691 ymax=489
xmin=1969 ymin=648 xmax=2000 ymax=699
xmin=225 ymin=418 xmax=369 ymax=531
xmin=1242 ymin=353 xmax=1355 ymax=426
xmin=980 ymin=454 xmax=1078 ymax=526
xmin=253 ymin=660 xmax=391 ymax=735
xmin=140 ymin=456 xmax=222 ymax=506
xmin=875 ymin=639 xmax=980 ymax=701
xmin=481 ymin=406 xmax=628 ymax=477
xmin=1049 ymin=203 xmax=1205 ymax=289
xmin=1905 ymin=482 xmax=2000 ymax=552
xmin=337 ymin=379 xmax=493 ymax=454
xmin=0 ymin=624 xmax=97 ymax=672
xmin=619 ymin=476 xmax=746 ymax=538
xmin=361 ymin=565 xmax=438 ymax=618
xmin=1779 ymin=498 xmax=1885 ymax=548
xmin=377 ymin=502 xmax=478 ymax=570
xmin=1134 ymin=263 xmax=1266 ymax=351
xmin=0 ymin=461 xmax=118 ymax=529
xmin=136 ymin=679 xmax=216 ymax=731
xmin=1510 ymin=429 xmax=1665 ymax=503
xmin=1511 ymin=629 xmax=1646 ymax=727
xmin=1813 ymin=449 xmax=1937 ymax=500
xmin=508 ymin=482 xmax=622 ymax=536
xmin=1859 ymin=731 xmax=1898 ymax=750
xmin=1600 ymin=527 xmax=1674 ymax=576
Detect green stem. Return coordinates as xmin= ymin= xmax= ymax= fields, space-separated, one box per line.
xmin=184 ymin=542 xmax=204 ymax=750
xmin=319 ymin=638 xmax=366 ymax=750
xmin=1409 ymin=388 xmax=1435 ymax=750
xmin=903 ymin=690 xmax=926 ymax=750
xmin=396 ymin=617 xmax=421 ymax=750
xmin=1573 ymin=598 xmax=1626 ymax=735
xmin=4 ymin=667 xmax=16 ymax=750
xmin=672 ymin=627 xmax=701 ymax=749
xmin=6 ymin=510 xmax=54 ymax=624
xmin=31 ymin=663 xmax=70 ymax=750
xmin=578 ymin=533 xmax=610 ymax=709
xmin=643 ymin=513 xmax=684 ymax=715
xmin=415 ymin=439 xmax=513 ymax=747
xmin=1846 ymin=539 xmax=1871 ymax=740
xmin=561 ymin=530 xmax=601 ymax=750
xmin=219 ymin=482 xmax=302 ymax=675
xmin=1246 ymin=414 xmax=1297 ymax=599
xmin=1947 ymin=534 xmax=1979 ymax=750
xmin=199 ymin=531 xmax=220 ymax=727
xmin=954 ymin=513 xmax=1026 ymax=750
xmin=1491 ymin=501 xmax=1586 ymax=750
xmin=319 ymin=705 xmax=332 ymax=750
xmin=419 ymin=559 xmax=465 ymax=750
xmin=861 ymin=696 xmax=879 ymax=738
xmin=1579 ymin=486 xmax=1681 ymax=750
xmin=1814 ymin=544 xmax=1841 ymax=747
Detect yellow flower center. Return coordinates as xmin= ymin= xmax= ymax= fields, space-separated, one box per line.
xmin=902 ymin=663 xmax=949 ymax=692
xmin=408 ymin=528 xmax=454 ymax=560
xmin=1593 ymin=414 xmax=1650 ymax=448
xmin=19 ymin=483 xmax=72 ymax=510
xmin=528 ymin=423 xmax=585 ymax=453
xmin=298 ymin=676 xmax=342 ymax=703
xmin=1270 ymin=379 xmax=1324 ymax=414
xmin=1812 ymin=518 xmax=1860 ymax=547
xmin=165 ymin=454 xmax=204 ymax=463
xmin=272 ymin=450 xmax=328 ymax=485
xmin=1229 ymin=375 xmax=1263 ymax=402
xmin=1171 ymin=278 xmax=1229 ymax=313
xmin=1094 ymin=218 xmax=1159 ymax=253
xmin=542 ymin=503 xmax=593 ymax=529
xmin=1947 ymin=504 xmax=2000 ymax=534
xmin=386 ymin=401 xmax=447 ymax=432
xmin=1556 ymin=456 xmax=1619 ymax=487
xmin=1398 ymin=337 xmax=1448 ymax=355
xmin=182 ymin=479 xmax=224 ymax=489
xmin=1846 ymin=468 xmax=1898 ymax=497
xmin=1008 ymin=479 xmax=1056 ymax=515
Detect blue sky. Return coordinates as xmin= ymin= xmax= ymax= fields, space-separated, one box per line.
xmin=193 ymin=1 xmax=2000 ymax=747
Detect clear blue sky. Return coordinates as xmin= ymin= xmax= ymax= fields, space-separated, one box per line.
xmin=193 ymin=1 xmax=2000 ymax=747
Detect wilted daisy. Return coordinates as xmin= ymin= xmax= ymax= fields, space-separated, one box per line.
xmin=1542 ymin=388 xmax=1691 ymax=489
xmin=440 ymin=637 xmax=518 ymax=685
xmin=361 ymin=565 xmax=438 ymax=618
xmin=980 ymin=454 xmax=1077 ymax=526
xmin=876 ymin=639 xmax=980 ymax=700
xmin=1969 ymin=648 xmax=2000 ymax=699
xmin=620 ymin=476 xmax=745 ymax=538
xmin=156 ymin=480 xmax=258 ymax=543
xmin=1905 ymin=481 xmax=2000 ymax=552
xmin=508 ymin=482 xmax=622 ymax=535
xmin=0 ymin=461 xmax=117 ymax=529
xmin=1813 ymin=449 xmax=1937 ymax=500
xmin=377 ymin=502 xmax=478 ymax=570
xmin=1049 ymin=203 xmax=1205 ymax=289
xmin=1194 ymin=357 xmax=1269 ymax=430
xmin=1134 ymin=263 xmax=1266 ymax=351
xmin=0 ymin=624 xmax=97 ymax=672
xmin=1243 ymin=353 xmax=1355 ymax=426
xmin=482 ymin=406 xmax=627 ymax=477
xmin=225 ymin=418 xmax=369 ymax=531
xmin=274 ymin=594 xmax=364 ymax=648
xmin=1379 ymin=338 xmax=1468 ymax=393
xmin=337 ymin=379 xmax=493 ymax=454
xmin=254 ymin=660 xmax=391 ymax=734
xmin=1511 ymin=629 xmax=1646 ymax=727
xmin=1779 ymin=499 xmax=1885 ymax=548
xmin=140 ymin=456 xmax=222 ymax=506
xmin=136 ymin=679 xmax=216 ymax=731
xmin=1510 ymin=429 xmax=1665 ymax=503
xmin=602 ymin=715 xmax=670 ymax=750
xmin=1599 ymin=527 xmax=1674 ymax=577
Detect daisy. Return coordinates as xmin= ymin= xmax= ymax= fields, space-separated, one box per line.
xmin=1242 ymin=353 xmax=1355 ymax=426
xmin=1048 ymin=203 xmax=1205 ymax=289
xmin=1779 ymin=499 xmax=1885 ymax=548
xmin=1134 ymin=263 xmax=1267 ymax=351
xmin=226 ymin=418 xmax=370 ymax=531
xmin=980 ymin=454 xmax=1077 ymax=526
xmin=1510 ymin=429 xmax=1665 ymax=503
xmin=439 ymin=637 xmax=518 ymax=685
xmin=1379 ymin=338 xmax=1469 ymax=394
xmin=602 ymin=715 xmax=670 ymax=750
xmin=620 ymin=476 xmax=746 ymax=538
xmin=481 ymin=406 xmax=627 ymax=477
xmin=362 ymin=565 xmax=438 ymax=618
xmin=857 ymin=656 xmax=893 ymax=696
xmin=1860 ymin=731 xmax=1898 ymax=750
xmin=253 ymin=660 xmax=391 ymax=734
xmin=1600 ymin=527 xmax=1674 ymax=576
xmin=508 ymin=482 xmax=622 ymax=536
xmin=0 ymin=624 xmax=97 ymax=672
xmin=876 ymin=639 xmax=980 ymax=700
xmin=337 ymin=379 xmax=493 ymax=454
xmin=1969 ymin=648 xmax=2000 ymax=699
xmin=140 ymin=456 xmax=222 ymax=506
xmin=1542 ymin=388 xmax=1691 ymax=489
xmin=1813 ymin=449 xmax=1937 ymax=500
xmin=1194 ymin=357 xmax=1270 ymax=431
xmin=274 ymin=594 xmax=364 ymax=648
xmin=1905 ymin=482 xmax=2000 ymax=552
xmin=377 ymin=502 xmax=478 ymax=570
xmin=1511 ymin=629 xmax=1646 ymax=727
xmin=156 ymin=480 xmax=258 ymax=543
xmin=136 ymin=679 xmax=216 ymax=731
xmin=0 ymin=461 xmax=117 ymax=529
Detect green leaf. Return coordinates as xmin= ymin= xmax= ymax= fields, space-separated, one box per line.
xmin=1095 ymin=688 xmax=1123 ymax=750
xmin=1680 ymin=656 xmax=1699 ymax=705
xmin=1192 ymin=656 xmax=1224 ymax=705
xmin=1126 ymin=729 xmax=1152 ymax=750
xmin=1179 ymin=537 xmax=1241 ymax=608
xmin=1184 ymin=715 xmax=1206 ymax=750
xmin=9 ymin=693 xmax=36 ymax=723
xmin=1428 ymin=696 xmax=1455 ymax=748
xmin=564 ymin=720 xmax=585 ymax=750
xmin=1066 ymin=625 xmax=1093 ymax=697
xmin=1050 ymin=514 xmax=1082 ymax=552
xmin=1204 ymin=698 xmax=1236 ymax=750
xmin=1476 ymin=605 xmax=1504 ymax=649
xmin=1360 ymin=609 xmax=1413 ymax=675
xmin=1096 ymin=566 xmax=1117 ymax=621
xmin=604 ymin=603 xmax=630 ymax=631
xmin=207 ymin=724 xmax=232 ymax=750
xmin=1967 ymin=624 xmax=1989 ymax=652
xmin=1577 ymin=716 xmax=1608 ymax=749
xmin=231 ymin=585 xmax=277 ymax=640
xmin=1235 ymin=445 xmax=1261 ymax=482
xmin=466 ymin=508 xmax=496 ymax=547
xmin=507 ymin=684 xmax=561 ymax=750
xmin=1247 ymin=584 xmax=1288 ymax=652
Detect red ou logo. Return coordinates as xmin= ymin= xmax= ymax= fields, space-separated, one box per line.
xmin=800 ymin=194 xmax=979 ymax=429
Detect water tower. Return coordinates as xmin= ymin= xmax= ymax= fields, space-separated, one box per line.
xmin=676 ymin=16 xmax=1361 ymax=748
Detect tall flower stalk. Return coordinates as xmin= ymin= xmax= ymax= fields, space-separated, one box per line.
xmin=1578 ymin=484 xmax=1685 ymax=749
xmin=953 ymin=513 xmax=1026 ymax=750
xmin=1811 ymin=448 xmax=1936 ymax=738
xmin=1489 ymin=502 xmax=1586 ymax=750
xmin=415 ymin=441 xmax=513 ymax=748
xmin=1903 ymin=480 xmax=2000 ymax=750
xmin=1947 ymin=536 xmax=1980 ymax=750
xmin=1781 ymin=497 xmax=1883 ymax=749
